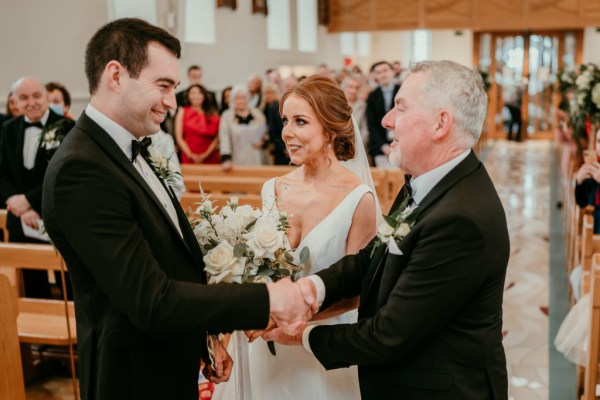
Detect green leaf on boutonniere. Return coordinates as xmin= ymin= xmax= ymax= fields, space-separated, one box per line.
xmin=384 ymin=215 xmax=399 ymax=229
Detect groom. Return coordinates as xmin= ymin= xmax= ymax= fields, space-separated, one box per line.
xmin=42 ymin=18 xmax=313 ymax=400
xmin=267 ymin=60 xmax=509 ymax=399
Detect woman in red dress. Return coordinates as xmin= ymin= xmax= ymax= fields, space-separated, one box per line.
xmin=175 ymin=84 xmax=220 ymax=164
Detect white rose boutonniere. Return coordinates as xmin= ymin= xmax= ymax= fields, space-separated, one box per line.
xmin=147 ymin=150 xmax=185 ymax=195
xmin=40 ymin=119 xmax=73 ymax=156
xmin=371 ymin=195 xmax=419 ymax=257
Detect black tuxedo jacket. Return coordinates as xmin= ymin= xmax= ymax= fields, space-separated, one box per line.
xmin=42 ymin=112 xmax=270 ymax=400
xmin=366 ymin=84 xmax=400 ymax=157
xmin=311 ymin=151 xmax=509 ymax=400
xmin=0 ymin=110 xmax=72 ymax=237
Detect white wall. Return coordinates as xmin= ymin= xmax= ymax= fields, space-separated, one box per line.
xmin=369 ymin=31 xmax=405 ymax=67
xmin=430 ymin=30 xmax=473 ymax=67
xmin=583 ymin=27 xmax=600 ymax=64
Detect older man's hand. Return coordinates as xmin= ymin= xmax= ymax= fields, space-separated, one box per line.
xmin=266 ymin=278 xmax=314 ymax=335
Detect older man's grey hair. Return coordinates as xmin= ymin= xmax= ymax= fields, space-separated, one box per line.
xmin=411 ymin=60 xmax=487 ymax=148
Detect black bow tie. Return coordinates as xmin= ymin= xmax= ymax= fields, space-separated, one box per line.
xmin=24 ymin=121 xmax=44 ymax=129
xmin=131 ymin=137 xmax=152 ymax=162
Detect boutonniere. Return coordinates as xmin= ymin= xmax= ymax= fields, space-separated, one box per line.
xmin=371 ymin=196 xmax=419 ymax=257
xmin=147 ymin=150 xmax=184 ymax=195
xmin=40 ymin=119 xmax=71 ymax=152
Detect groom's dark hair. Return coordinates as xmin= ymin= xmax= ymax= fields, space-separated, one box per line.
xmin=85 ymin=18 xmax=181 ymax=95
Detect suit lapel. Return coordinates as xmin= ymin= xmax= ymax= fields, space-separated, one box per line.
xmin=364 ymin=152 xmax=482 ymax=304
xmin=14 ymin=119 xmax=26 ymax=179
xmin=32 ymin=110 xmax=60 ymax=170
xmin=77 ymin=113 xmax=200 ymax=263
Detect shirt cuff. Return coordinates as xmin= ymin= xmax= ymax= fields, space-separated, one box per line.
xmin=302 ymin=325 xmax=318 ymax=354
xmin=305 ymin=275 xmax=325 ymax=308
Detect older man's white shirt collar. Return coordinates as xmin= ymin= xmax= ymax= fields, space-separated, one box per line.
xmin=86 ymin=104 xmax=137 ymax=159
xmin=410 ymin=150 xmax=471 ymax=205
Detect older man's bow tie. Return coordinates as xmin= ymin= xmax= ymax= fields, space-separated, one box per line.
xmin=24 ymin=121 xmax=44 ymax=129
xmin=131 ymin=137 xmax=152 ymax=162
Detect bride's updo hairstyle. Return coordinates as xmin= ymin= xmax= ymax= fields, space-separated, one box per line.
xmin=280 ymin=75 xmax=355 ymax=161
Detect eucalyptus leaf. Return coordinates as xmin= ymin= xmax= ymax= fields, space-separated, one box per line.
xmin=245 ymin=219 xmax=257 ymax=231
xmin=299 ymin=247 xmax=310 ymax=264
xmin=257 ymin=266 xmax=275 ymax=276
xmin=233 ymin=243 xmax=245 ymax=257
xmin=284 ymin=252 xmax=294 ymax=263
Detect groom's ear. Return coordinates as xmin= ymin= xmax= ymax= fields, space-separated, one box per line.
xmin=105 ymin=61 xmax=124 ymax=93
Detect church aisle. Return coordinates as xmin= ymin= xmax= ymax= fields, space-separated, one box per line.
xmin=484 ymin=139 xmax=560 ymax=400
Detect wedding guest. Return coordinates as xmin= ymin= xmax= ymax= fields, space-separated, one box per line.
xmin=42 ymin=18 xmax=314 ymax=400
xmin=366 ymin=61 xmax=400 ymax=168
xmin=176 ymin=64 xmax=218 ymax=110
xmin=0 ymin=92 xmax=22 ymax=127
xmin=267 ymin=60 xmax=510 ymax=400
xmin=174 ymin=84 xmax=220 ymax=164
xmin=247 ymin=74 xmax=264 ymax=109
xmin=219 ymin=86 xmax=232 ymax=115
xmin=262 ymin=83 xmax=289 ymax=165
xmin=219 ymin=85 xmax=268 ymax=171
xmin=574 ymin=131 xmax=600 ymax=233
xmin=0 ymin=77 xmax=74 ymax=298
xmin=46 ymin=81 xmax=75 ymax=119
xmin=342 ymin=75 xmax=369 ymax=156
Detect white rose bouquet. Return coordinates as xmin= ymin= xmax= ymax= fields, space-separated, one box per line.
xmin=191 ymin=193 xmax=309 ymax=285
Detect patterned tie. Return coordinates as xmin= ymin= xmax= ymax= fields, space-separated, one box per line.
xmin=131 ymin=137 xmax=152 ymax=162
xmin=24 ymin=121 xmax=44 ymax=129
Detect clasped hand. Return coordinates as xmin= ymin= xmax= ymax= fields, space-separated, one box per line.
xmin=249 ymin=278 xmax=318 ymax=345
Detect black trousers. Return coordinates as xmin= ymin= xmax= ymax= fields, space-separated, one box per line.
xmin=505 ymin=104 xmax=522 ymax=141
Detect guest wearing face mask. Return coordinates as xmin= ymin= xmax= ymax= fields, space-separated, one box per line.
xmin=46 ymin=82 xmax=75 ymax=120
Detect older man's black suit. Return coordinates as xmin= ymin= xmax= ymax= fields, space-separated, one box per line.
xmin=0 ymin=110 xmax=73 ymax=297
xmin=310 ymin=151 xmax=509 ymax=400
xmin=43 ymin=112 xmax=270 ymax=400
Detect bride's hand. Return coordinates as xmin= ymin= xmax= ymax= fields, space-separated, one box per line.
xmin=262 ymin=326 xmax=304 ymax=346
xmin=245 ymin=319 xmax=277 ymax=342
xmin=203 ymin=338 xmax=233 ymax=384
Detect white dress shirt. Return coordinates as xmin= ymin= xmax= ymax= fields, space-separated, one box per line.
xmin=23 ymin=109 xmax=50 ymax=169
xmin=302 ymin=149 xmax=472 ymax=352
xmin=85 ymin=104 xmax=183 ymax=238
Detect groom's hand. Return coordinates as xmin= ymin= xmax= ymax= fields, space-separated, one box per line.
xmin=203 ymin=338 xmax=233 ymax=384
xmin=262 ymin=326 xmax=304 ymax=346
xmin=267 ymin=278 xmax=313 ymax=335
xmin=296 ymin=278 xmax=318 ymax=314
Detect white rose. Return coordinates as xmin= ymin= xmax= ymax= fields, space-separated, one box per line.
xmin=234 ymin=205 xmax=260 ymax=226
xmin=203 ymin=241 xmax=246 ymax=284
xmin=193 ymin=220 xmax=215 ymax=245
xmin=244 ymin=216 xmax=284 ymax=260
xmin=45 ymin=130 xmax=56 ymax=141
xmin=280 ymin=210 xmax=288 ymax=218
xmin=576 ymin=73 xmax=591 ymax=90
xmin=377 ymin=221 xmax=395 ymax=243
xmin=230 ymin=196 xmax=239 ymax=206
xmin=592 ymin=83 xmax=600 ymax=109
xmin=395 ymin=223 xmax=411 ymax=238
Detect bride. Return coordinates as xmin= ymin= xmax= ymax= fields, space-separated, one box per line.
xmin=213 ymin=75 xmax=379 ymax=399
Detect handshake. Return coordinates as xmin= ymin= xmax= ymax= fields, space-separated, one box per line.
xmin=254 ymin=278 xmax=319 ymax=343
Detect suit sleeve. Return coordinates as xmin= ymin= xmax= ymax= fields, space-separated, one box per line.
xmin=315 ymin=238 xmax=377 ymax=310
xmin=50 ymin=157 xmax=270 ymax=334
xmin=0 ymin=125 xmax=18 ymax=202
xmin=575 ymin=178 xmax=594 ymax=208
xmin=310 ymin=214 xmax=491 ymax=369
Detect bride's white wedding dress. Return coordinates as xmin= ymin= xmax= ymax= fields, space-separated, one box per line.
xmin=213 ymin=178 xmax=373 ymax=400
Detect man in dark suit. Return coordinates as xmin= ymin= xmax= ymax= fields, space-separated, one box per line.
xmin=266 ymin=60 xmax=510 ymax=399
xmin=42 ymin=18 xmax=313 ymax=400
xmin=366 ymin=61 xmax=400 ymax=168
xmin=0 ymin=77 xmax=74 ymax=298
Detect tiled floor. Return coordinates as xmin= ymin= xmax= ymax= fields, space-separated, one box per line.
xmin=24 ymin=140 xmax=574 ymax=400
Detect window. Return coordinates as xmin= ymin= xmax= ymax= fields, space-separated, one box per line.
xmin=184 ymin=0 xmax=216 ymax=44
xmin=340 ymin=32 xmax=356 ymax=56
xmin=356 ymin=32 xmax=371 ymax=56
xmin=412 ymin=30 xmax=431 ymax=62
xmin=297 ymin=0 xmax=317 ymax=52
xmin=109 ymin=0 xmax=157 ymax=24
xmin=267 ymin=0 xmax=291 ymax=50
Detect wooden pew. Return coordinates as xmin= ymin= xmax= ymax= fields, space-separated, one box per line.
xmin=580 ymin=214 xmax=600 ymax=295
xmin=0 ymin=274 xmax=26 ymax=400
xmin=582 ymin=253 xmax=600 ymax=400
xmin=181 ymin=164 xmax=294 ymax=178
xmin=0 ymin=209 xmax=8 ymax=242
xmin=184 ymin=175 xmax=267 ymax=195
xmin=0 ymin=243 xmax=78 ymax=396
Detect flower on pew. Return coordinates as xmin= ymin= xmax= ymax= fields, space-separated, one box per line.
xmin=191 ymin=189 xmax=309 ymax=285
xmin=371 ymin=195 xmax=419 ymax=257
